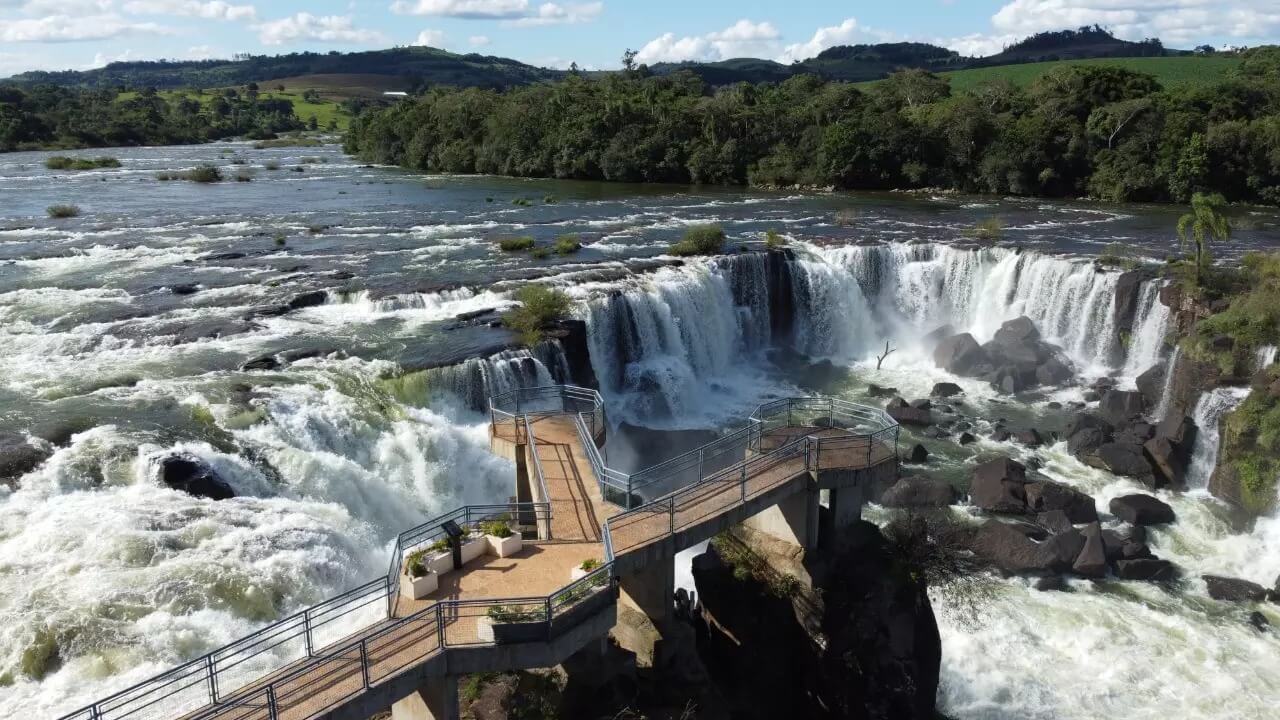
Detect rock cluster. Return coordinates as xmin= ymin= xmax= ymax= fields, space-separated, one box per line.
xmin=931 ymin=317 xmax=1075 ymax=394
xmin=959 ymin=457 xmax=1178 ymax=583
xmin=155 ymin=453 xmax=236 ymax=500
xmin=1063 ymin=390 xmax=1197 ymax=489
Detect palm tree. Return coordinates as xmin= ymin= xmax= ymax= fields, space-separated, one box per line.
xmin=1177 ymin=192 xmax=1232 ymax=285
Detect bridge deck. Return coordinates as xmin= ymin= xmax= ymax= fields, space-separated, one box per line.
xmin=176 ymin=418 xmax=892 ymax=720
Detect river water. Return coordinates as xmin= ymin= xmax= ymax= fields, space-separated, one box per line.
xmin=2 ymin=141 xmax=1279 ymax=719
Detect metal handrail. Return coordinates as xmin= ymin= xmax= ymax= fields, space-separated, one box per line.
xmin=523 ymin=414 xmax=552 ymax=509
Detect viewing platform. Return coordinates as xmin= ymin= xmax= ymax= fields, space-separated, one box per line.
xmin=60 ymin=386 xmax=898 ymax=720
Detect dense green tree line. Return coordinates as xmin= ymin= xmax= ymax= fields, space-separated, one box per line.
xmin=0 ymin=85 xmax=303 ymax=151
xmin=345 ymin=47 xmax=1280 ymax=205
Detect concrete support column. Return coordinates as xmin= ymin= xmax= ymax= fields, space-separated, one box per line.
xmin=828 ymin=485 xmax=864 ymax=529
xmin=743 ymin=485 xmax=819 ymax=550
xmin=392 ymin=676 xmax=459 ymax=720
xmin=619 ymin=556 xmax=675 ymax=624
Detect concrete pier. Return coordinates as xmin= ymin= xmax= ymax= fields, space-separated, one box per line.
xmin=392 ymin=678 xmax=459 ymax=720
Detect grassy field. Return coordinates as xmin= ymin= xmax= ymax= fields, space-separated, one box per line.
xmin=117 ymin=81 xmax=357 ymax=130
xmin=859 ymin=56 xmax=1243 ymax=92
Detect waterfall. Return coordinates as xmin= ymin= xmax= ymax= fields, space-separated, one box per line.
xmin=816 ymin=243 xmax=1122 ymax=372
xmin=1186 ymin=387 xmax=1251 ymax=489
xmin=383 ymin=344 xmax=570 ymax=412
xmin=1255 ymin=345 xmax=1278 ymax=372
xmin=1151 ymin=345 xmax=1182 ymax=422
xmin=1121 ymin=280 xmax=1171 ymax=378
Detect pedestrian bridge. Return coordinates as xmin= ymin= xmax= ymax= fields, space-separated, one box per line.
xmin=58 ymin=386 xmax=897 ymax=720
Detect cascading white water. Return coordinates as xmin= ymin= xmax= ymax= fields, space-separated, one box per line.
xmin=409 ymin=346 xmax=571 ymax=412
xmin=814 ymin=243 xmax=1123 ymax=372
xmin=1121 ymin=280 xmax=1171 ymax=378
xmin=1186 ymin=387 xmax=1251 ymax=489
xmin=1255 ymin=344 xmax=1278 ymax=372
xmin=1151 ymin=345 xmax=1182 ymax=423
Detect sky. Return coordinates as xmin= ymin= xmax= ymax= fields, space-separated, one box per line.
xmin=1 ymin=0 xmax=1279 ymax=78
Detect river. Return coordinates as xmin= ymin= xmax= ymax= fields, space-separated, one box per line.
xmin=1 ymin=140 xmax=1279 ymax=719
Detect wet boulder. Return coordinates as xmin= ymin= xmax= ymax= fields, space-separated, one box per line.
xmin=931 ymin=382 xmax=963 ymax=398
xmin=1114 ymin=558 xmax=1177 ymax=581
xmin=933 ymin=333 xmax=989 ymax=375
xmin=1037 ymin=509 xmax=1074 ymax=534
xmin=1035 ymin=358 xmax=1074 ymax=386
xmin=867 ymin=384 xmax=899 ymax=398
xmin=969 ymin=521 xmax=1050 ymax=574
xmin=885 ymin=398 xmax=933 ymax=427
xmin=993 ymin=316 xmax=1040 ymax=346
xmin=1013 ymin=429 xmax=1044 ymax=448
xmin=1143 ymin=436 xmax=1188 ymax=489
xmin=971 ymin=457 xmax=1029 ymax=514
xmin=1024 ymin=480 xmax=1098 ymax=523
xmin=1098 ymin=390 xmax=1148 ymax=425
xmin=240 ymin=355 xmax=281 ymax=371
xmin=0 ymin=432 xmax=50 ymax=485
xmin=922 ymin=324 xmax=956 ymax=348
xmin=1136 ymin=364 xmax=1167 ymax=409
xmin=1109 ymin=494 xmax=1175 ymax=525
xmin=958 ymin=432 xmax=977 ymax=446
xmin=906 ymin=443 xmax=930 ymax=464
xmin=156 ymin=453 xmax=235 ymax=500
xmin=1068 ymin=427 xmax=1108 ymax=457
xmin=287 ymin=290 xmax=328 ymax=310
xmin=880 ymin=476 xmax=958 ymax=508
xmin=1072 ymin=523 xmax=1108 ymax=578
xmin=1202 ymin=575 xmax=1268 ymax=603
xmin=1086 ymin=443 xmax=1155 ymax=483
xmin=1039 ymin=529 xmax=1087 ymax=573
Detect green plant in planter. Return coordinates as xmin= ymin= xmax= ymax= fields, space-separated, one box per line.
xmin=487 ymin=604 xmax=544 ymax=623
xmin=405 ymin=549 xmax=428 ymax=578
xmin=480 ymin=519 xmax=513 ymax=538
xmin=579 ymin=558 xmax=600 ymax=572
xmin=428 ymin=537 xmax=450 ymax=554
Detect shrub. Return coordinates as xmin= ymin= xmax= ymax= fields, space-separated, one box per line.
xmin=1097 ymin=242 xmax=1142 ymax=269
xmin=45 ymin=156 xmax=120 ymax=170
xmin=554 ymin=234 xmax=582 ymax=255
xmin=405 ymin=549 xmax=428 ymax=578
xmin=579 ymin=558 xmax=600 ymax=571
xmin=502 ymin=285 xmax=572 ymax=346
xmin=234 ymin=170 xmax=254 ymax=182
xmin=428 ymin=537 xmax=450 ymax=554
xmin=511 ymin=197 xmax=532 ymax=206
xmin=498 ymin=235 xmax=536 ymax=252
xmin=480 ymin=519 xmax=513 ymax=538
xmin=543 ymin=194 xmax=558 ymax=204
xmin=274 ymin=233 xmax=287 ymax=246
xmin=46 ymin=204 xmax=80 ymax=218
xmin=187 ymin=165 xmax=223 ymax=183
xmin=765 ymin=229 xmax=787 ymax=248
xmin=487 ymin=604 xmax=545 ymax=623
xmin=253 ymin=137 xmax=322 ymax=149
xmin=530 ymin=246 xmax=550 ymax=259
xmin=968 ymin=217 xmax=1004 ymax=241
xmin=263 ymin=160 xmax=280 ymax=171
xmin=292 ymin=166 xmax=305 ymax=173
xmin=669 ymin=224 xmax=726 ymax=256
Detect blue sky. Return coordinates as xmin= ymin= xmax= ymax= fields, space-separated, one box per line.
xmin=2 ymin=1 xmax=1279 ymax=78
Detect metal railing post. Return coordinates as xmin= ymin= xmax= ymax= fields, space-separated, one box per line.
xmin=205 ymin=655 xmax=218 ymax=704
xmin=740 ymin=463 xmax=747 ymax=502
xmin=266 ymin=686 xmax=279 ymax=720
xmin=697 ymin=448 xmax=704 ymax=482
xmin=303 ymin=609 xmax=314 ymax=657
xmin=668 ymin=496 xmax=676 ymax=535
xmin=436 ymin=603 xmax=446 ymax=648
xmin=359 ymin=639 xmax=371 ymax=689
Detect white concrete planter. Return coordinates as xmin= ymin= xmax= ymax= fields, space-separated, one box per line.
xmin=460 ymin=536 xmax=486 ymax=564
xmin=476 ymin=615 xmax=495 ymax=643
xmin=399 ymin=570 xmax=438 ymax=600
xmin=486 ymin=532 xmax=522 ymax=558
xmin=426 ymin=549 xmax=453 ymax=575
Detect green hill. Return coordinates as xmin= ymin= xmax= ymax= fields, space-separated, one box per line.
xmin=861 ymin=56 xmax=1244 ymax=92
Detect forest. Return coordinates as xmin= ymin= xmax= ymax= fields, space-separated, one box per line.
xmin=0 ymin=84 xmax=303 ymax=151
xmin=344 ymin=46 xmax=1280 ymax=205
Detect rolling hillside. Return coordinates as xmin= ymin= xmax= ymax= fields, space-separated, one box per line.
xmin=868 ymin=56 xmax=1244 ymax=92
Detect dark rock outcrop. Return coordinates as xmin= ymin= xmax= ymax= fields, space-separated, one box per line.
xmin=1109 ymin=494 xmax=1176 ymax=525
xmin=287 ymin=290 xmax=328 ymax=310
xmin=155 ymin=453 xmax=235 ymax=500
xmin=880 ymin=476 xmax=958 ymax=508
xmin=1202 ymin=575 xmax=1268 ymax=603
xmin=1024 ymin=480 xmax=1098 ymax=523
xmin=931 ymin=382 xmax=963 ymax=398
xmin=1072 ymin=523 xmax=1108 ymax=578
xmin=1135 ymin=364 xmax=1167 ymax=408
xmin=885 ymin=398 xmax=932 ymax=426
xmin=905 ymin=443 xmax=929 ymax=464
xmin=933 ymin=333 xmax=988 ymax=375
xmin=1114 ymin=558 xmax=1177 ymax=581
xmin=1097 ymin=390 xmax=1147 ymax=425
xmin=970 ymin=458 xmax=1029 ymax=514
xmin=0 ymin=432 xmax=50 ymax=485
xmin=932 ymin=318 xmax=1076 ymax=394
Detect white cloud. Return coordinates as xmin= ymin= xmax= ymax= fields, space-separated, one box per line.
xmin=506 ymin=2 xmax=601 ymax=27
xmin=468 ymin=34 xmax=490 ymax=46
xmin=390 ymin=0 xmax=529 ymax=18
xmin=123 ymin=0 xmax=257 ymax=21
xmin=415 ymin=28 xmax=446 ymax=47
xmin=86 ymin=48 xmax=138 ymax=69
xmin=989 ymin=0 xmax=1280 ymax=46
xmin=776 ymin=17 xmax=860 ymax=63
xmin=943 ymin=32 xmax=1020 ymax=57
xmin=186 ymin=44 xmax=222 ymax=59
xmin=253 ymin=12 xmax=387 ymax=45
xmin=635 ymin=18 xmax=779 ymax=64
xmin=0 ymin=14 xmax=173 ymax=42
